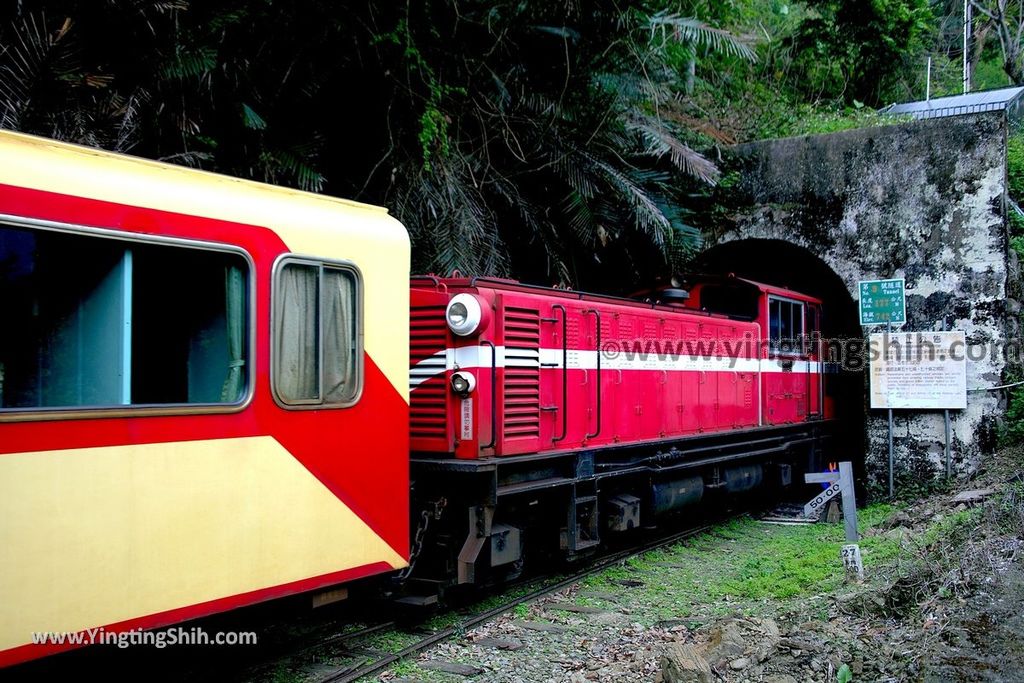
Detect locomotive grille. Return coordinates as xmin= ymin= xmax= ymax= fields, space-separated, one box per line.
xmin=410 ymin=305 xmax=448 ymax=440
xmin=502 ymin=306 xmax=541 ymax=439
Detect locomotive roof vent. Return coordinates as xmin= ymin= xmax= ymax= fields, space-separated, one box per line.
xmin=656 ymin=288 xmax=690 ymax=306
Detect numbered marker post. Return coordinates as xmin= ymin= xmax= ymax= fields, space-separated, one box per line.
xmin=841 ymin=544 xmax=864 ymax=582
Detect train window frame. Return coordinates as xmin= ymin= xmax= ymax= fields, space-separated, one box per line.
xmin=0 ymin=214 xmax=257 ymax=422
xmin=806 ymin=304 xmax=821 ymax=356
xmin=270 ymin=254 xmax=364 ymax=410
xmin=767 ymin=295 xmax=806 ymax=357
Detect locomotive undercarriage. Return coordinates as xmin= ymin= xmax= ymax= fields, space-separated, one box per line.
xmin=403 ymin=421 xmax=834 ymax=600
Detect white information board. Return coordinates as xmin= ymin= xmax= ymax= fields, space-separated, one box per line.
xmin=869 ymin=331 xmax=967 ymax=409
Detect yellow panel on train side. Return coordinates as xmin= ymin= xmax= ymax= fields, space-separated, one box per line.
xmin=0 ymin=436 xmax=405 ymax=653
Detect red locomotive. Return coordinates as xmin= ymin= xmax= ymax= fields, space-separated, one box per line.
xmin=406 ymin=275 xmax=832 ymax=590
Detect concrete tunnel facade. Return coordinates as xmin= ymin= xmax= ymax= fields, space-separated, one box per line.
xmin=700 ymin=111 xmax=1019 ymax=495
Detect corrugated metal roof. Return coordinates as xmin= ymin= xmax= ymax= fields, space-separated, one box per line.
xmin=881 ymin=86 xmax=1024 ymax=120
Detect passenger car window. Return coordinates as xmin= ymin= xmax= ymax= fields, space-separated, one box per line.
xmin=272 ymin=258 xmax=361 ymax=407
xmin=0 ymin=223 xmax=250 ymax=410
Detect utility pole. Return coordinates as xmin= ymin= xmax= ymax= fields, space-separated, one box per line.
xmin=927 ymin=56 xmax=932 ymax=101
xmin=964 ymin=0 xmax=972 ymax=93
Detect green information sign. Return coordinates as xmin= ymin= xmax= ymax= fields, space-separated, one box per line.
xmin=858 ymin=278 xmax=906 ymax=325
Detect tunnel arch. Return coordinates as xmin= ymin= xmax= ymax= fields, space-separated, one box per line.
xmin=691 ymin=238 xmax=866 ymax=471
xmin=701 ymin=115 xmax=1015 ymax=493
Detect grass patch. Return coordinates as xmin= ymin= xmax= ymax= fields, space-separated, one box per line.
xmin=362 ymin=629 xmax=420 ymax=653
xmin=422 ymin=609 xmax=464 ymax=632
xmin=388 ymin=659 xmax=422 ymax=678
xmin=716 ymin=529 xmax=846 ymax=599
xmin=581 ymin=504 xmax=904 ymax=623
xmin=920 ymin=507 xmax=982 ymax=547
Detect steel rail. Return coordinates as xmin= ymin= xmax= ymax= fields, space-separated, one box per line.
xmin=317 ymin=512 xmax=744 ymax=683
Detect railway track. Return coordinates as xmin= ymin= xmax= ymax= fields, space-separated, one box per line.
xmin=3 ymin=505 xmax=764 ymax=683
xmin=307 ymin=511 xmax=748 ymax=683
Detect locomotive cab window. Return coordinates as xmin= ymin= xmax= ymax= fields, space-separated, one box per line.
xmin=0 ymin=223 xmax=251 ymax=412
xmin=698 ymin=285 xmax=759 ymax=320
xmin=272 ymin=258 xmax=361 ymax=408
xmin=768 ymin=297 xmax=804 ymax=356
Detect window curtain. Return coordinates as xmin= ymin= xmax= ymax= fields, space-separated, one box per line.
xmin=276 ymin=264 xmax=319 ymax=401
xmin=322 ymin=269 xmax=354 ymax=403
xmin=220 ymin=265 xmax=246 ymax=402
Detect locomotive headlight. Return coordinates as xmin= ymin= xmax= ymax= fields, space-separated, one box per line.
xmin=450 ymin=371 xmax=476 ymax=396
xmin=448 ymin=302 xmax=469 ymax=327
xmin=445 ymin=294 xmax=485 ymax=336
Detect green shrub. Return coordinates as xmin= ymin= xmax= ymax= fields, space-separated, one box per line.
xmin=1002 ymin=377 xmax=1024 ymax=446
xmin=1007 ymin=132 xmax=1024 ymax=207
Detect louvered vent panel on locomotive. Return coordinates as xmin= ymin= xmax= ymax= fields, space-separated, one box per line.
xmin=499 ymin=304 xmax=542 ymax=454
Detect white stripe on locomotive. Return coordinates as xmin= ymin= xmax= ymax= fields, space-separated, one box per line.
xmin=409 ymin=346 xmax=822 ymax=390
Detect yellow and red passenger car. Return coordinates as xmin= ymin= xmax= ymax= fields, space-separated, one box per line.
xmin=0 ymin=131 xmax=410 ymax=665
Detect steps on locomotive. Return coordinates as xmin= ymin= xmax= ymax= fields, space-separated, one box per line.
xmin=561 ymin=481 xmax=601 ymax=555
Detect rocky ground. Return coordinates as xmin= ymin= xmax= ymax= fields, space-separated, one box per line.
xmin=374 ymin=446 xmax=1024 ymax=682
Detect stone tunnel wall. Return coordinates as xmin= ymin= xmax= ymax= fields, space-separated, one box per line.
xmin=717 ymin=111 xmax=1019 ymax=492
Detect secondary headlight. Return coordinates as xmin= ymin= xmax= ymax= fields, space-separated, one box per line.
xmin=451 ymin=371 xmax=476 ymax=395
xmin=446 ymin=294 xmax=484 ymax=336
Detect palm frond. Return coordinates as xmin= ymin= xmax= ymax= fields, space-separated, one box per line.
xmin=655 ymin=196 xmax=703 ymax=252
xmin=625 ymin=113 xmax=719 ymax=184
xmin=593 ymin=70 xmax=672 ymax=107
xmin=158 ymin=149 xmax=214 ymax=167
xmin=395 ymin=151 xmax=510 ymax=277
xmin=487 ymin=171 xmax=568 ymax=280
xmin=258 ymin=146 xmax=325 ymax=192
xmin=241 ymin=102 xmax=267 ymax=130
xmin=110 ymin=90 xmax=145 ymax=151
xmin=543 ymin=145 xmax=599 ymax=198
xmin=149 ymin=2 xmax=190 ymax=13
xmin=0 ymin=13 xmax=75 ymax=130
xmin=159 ymin=45 xmax=216 ymax=80
xmin=590 ymin=155 xmax=670 ymax=241
xmin=562 ymin=190 xmax=597 ymax=246
xmin=647 ymin=12 xmax=757 ymax=62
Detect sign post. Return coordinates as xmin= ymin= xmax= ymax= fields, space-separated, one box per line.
xmin=804 ymin=461 xmax=858 ymax=542
xmin=859 ymin=279 xmax=906 ymax=498
xmin=868 ymin=329 xmax=967 ymax=496
xmin=887 ymin=321 xmax=894 ymax=498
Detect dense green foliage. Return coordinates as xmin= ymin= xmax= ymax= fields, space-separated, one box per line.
xmin=1001 ymin=383 xmax=1024 ymax=444
xmin=1008 ymin=132 xmax=1024 ymax=266
xmin=790 ymin=0 xmax=935 ymax=105
xmin=0 ymin=1 xmax=1021 ymax=286
xmin=1008 ymin=133 xmax=1024 ymax=200
xmin=0 ymin=1 xmax=755 ymax=287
